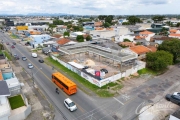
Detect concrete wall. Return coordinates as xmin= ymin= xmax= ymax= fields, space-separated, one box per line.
xmin=51 ymin=55 xmax=146 ymax=87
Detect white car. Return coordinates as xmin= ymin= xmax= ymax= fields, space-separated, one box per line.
xmin=64 ymin=98 xmax=77 ymax=112
xmin=28 ymin=63 xmax=34 ymax=69
xmin=32 ymin=53 xmax=37 ymax=58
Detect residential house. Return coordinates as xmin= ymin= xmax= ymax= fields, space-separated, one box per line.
xmin=52 ymin=34 xmax=62 ymax=39
xmin=94 ymin=22 xmax=103 ymax=27
xmin=70 ymin=32 xmax=85 ymax=38
xmin=152 ymin=36 xmax=173 ymax=44
xmin=139 ymin=30 xmax=155 ymax=41
xmin=29 ymin=34 xmax=51 ymax=48
xmin=169 ymin=34 xmax=180 ymax=39
xmin=169 ymin=29 xmax=180 ymax=34
xmin=56 ymin=38 xmax=77 ymax=46
xmin=0 ymin=81 xmax=11 ymax=120
xmin=130 ymin=45 xmax=151 ymax=60
xmin=56 ymin=25 xmax=67 ymax=33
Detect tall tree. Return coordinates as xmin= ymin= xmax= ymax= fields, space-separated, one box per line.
xmin=146 ymin=51 xmax=173 ymax=71
xmin=152 ymin=16 xmax=165 ymax=23
xmin=127 ymin=16 xmax=141 ymax=25
xmin=86 ymin=35 xmax=92 ymax=41
xmin=63 ymin=31 xmax=70 ymax=37
xmin=76 ymin=35 xmax=84 ymax=42
xmin=158 ymin=39 xmax=180 ymax=63
xmin=47 ymin=24 xmax=56 ymax=35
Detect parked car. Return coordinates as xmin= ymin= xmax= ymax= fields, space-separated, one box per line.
xmin=100 ymin=68 xmax=108 ymax=74
xmin=6 ymin=42 xmax=9 ymax=45
xmin=13 ymin=42 xmax=16 ymax=45
xmin=22 ymin=57 xmax=27 ymax=61
xmin=14 ymin=54 xmax=19 ymax=60
xmin=64 ymin=98 xmax=77 ymax=112
xmin=28 ymin=63 xmax=34 ymax=69
xmin=39 ymin=59 xmax=44 ymax=63
xmin=11 ymin=45 xmax=15 ymax=48
xmin=165 ymin=92 xmax=180 ymax=105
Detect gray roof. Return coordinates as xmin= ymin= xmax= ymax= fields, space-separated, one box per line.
xmin=0 ymin=81 xmax=10 ymax=96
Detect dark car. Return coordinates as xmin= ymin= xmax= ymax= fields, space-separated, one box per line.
xmin=13 ymin=42 xmax=16 ymax=45
xmin=39 ymin=59 xmax=44 ymax=63
xmin=14 ymin=54 xmax=19 ymax=60
xmin=11 ymin=45 xmax=15 ymax=48
xmin=100 ymin=68 xmax=108 ymax=74
xmin=22 ymin=57 xmax=27 ymax=61
xmin=165 ymin=92 xmax=180 ymax=105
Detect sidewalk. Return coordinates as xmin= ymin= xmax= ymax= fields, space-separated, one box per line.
xmin=10 ymin=61 xmax=60 ymax=120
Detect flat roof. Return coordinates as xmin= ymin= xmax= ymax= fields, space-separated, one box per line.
xmin=5 ymin=77 xmax=19 ymax=88
xmin=0 ymin=81 xmax=10 ymax=96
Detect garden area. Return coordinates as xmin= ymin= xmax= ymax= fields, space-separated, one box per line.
xmin=8 ymin=95 xmax=25 ymax=110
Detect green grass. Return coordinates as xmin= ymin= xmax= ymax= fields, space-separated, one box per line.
xmin=137 ymin=68 xmax=157 ymax=75
xmin=10 ymin=34 xmax=18 ymax=39
xmin=32 ymin=49 xmax=37 ymax=52
xmin=8 ymin=95 xmax=25 ymax=110
xmin=45 ymin=57 xmax=123 ymax=97
xmin=3 ymin=51 xmax=12 ymax=60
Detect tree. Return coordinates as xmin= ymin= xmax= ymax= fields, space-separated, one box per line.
xmin=159 ymin=27 xmax=169 ymax=36
xmin=47 ymin=24 xmax=56 ymax=35
xmin=152 ymin=16 xmax=165 ymax=23
xmin=158 ymin=39 xmax=180 ymax=63
xmin=76 ymin=35 xmax=84 ymax=42
xmin=63 ymin=31 xmax=70 ymax=37
xmin=53 ymin=19 xmax=64 ymax=25
xmin=146 ymin=51 xmax=173 ymax=71
xmin=103 ymin=22 xmax=110 ymax=28
xmin=177 ymin=22 xmax=180 ymax=27
xmin=122 ymin=22 xmax=130 ymax=25
xmin=127 ymin=16 xmax=141 ymax=25
xmin=105 ymin=15 xmax=114 ymax=24
xmin=86 ymin=35 xmax=92 ymax=41
xmin=98 ymin=15 xmax=107 ymax=20
xmin=123 ymin=39 xmax=131 ymax=42
xmin=67 ymin=24 xmax=72 ymax=29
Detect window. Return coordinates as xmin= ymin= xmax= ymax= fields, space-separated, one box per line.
xmin=53 ymin=76 xmax=68 ymax=90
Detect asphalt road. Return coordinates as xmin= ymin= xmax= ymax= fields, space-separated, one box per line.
xmin=0 ymin=32 xmax=115 ymax=120
xmin=1 ymin=32 xmax=180 ymax=120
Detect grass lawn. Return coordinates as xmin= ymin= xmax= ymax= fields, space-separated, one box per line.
xmin=8 ymin=95 xmax=25 ymax=110
xmin=3 ymin=51 xmax=12 ymax=60
xmin=45 ymin=57 xmax=123 ymax=97
xmin=10 ymin=34 xmax=18 ymax=39
xmin=137 ymin=68 xmax=157 ymax=75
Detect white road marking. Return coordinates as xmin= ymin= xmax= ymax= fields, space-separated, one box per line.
xmin=113 ymin=97 xmax=124 ymax=105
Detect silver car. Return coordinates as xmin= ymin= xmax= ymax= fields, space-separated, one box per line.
xmin=64 ymin=98 xmax=77 ymax=112
xmin=28 ymin=63 xmax=33 ymax=69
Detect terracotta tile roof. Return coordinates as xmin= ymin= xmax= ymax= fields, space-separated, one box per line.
xmin=57 ymin=38 xmax=70 ymax=45
xmin=95 ymin=27 xmax=104 ymax=30
xmin=30 ymin=31 xmax=41 ymax=35
xmin=169 ymin=34 xmax=180 ymax=37
xmin=146 ymin=46 xmax=157 ymax=52
xmin=139 ymin=30 xmax=154 ymax=35
xmin=130 ymin=45 xmax=151 ymax=55
xmin=119 ymin=42 xmax=135 ymax=47
xmin=134 ymin=35 xmax=145 ymax=40
xmin=53 ymin=34 xmax=62 ymax=38
xmin=152 ymin=36 xmax=173 ymax=41
xmin=170 ymin=29 xmax=178 ymax=33
xmin=0 ymin=72 xmax=3 ymax=81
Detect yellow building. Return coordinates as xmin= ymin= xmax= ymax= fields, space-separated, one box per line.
xmin=16 ymin=26 xmax=28 ymax=31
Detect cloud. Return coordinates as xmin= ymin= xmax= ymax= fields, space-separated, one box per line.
xmin=0 ymin=0 xmax=178 ymax=15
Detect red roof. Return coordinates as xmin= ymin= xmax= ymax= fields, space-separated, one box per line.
xmin=130 ymin=45 xmax=151 ymax=55
xmin=139 ymin=30 xmax=154 ymax=35
xmin=57 ymin=38 xmax=70 ymax=45
xmin=169 ymin=34 xmax=180 ymax=37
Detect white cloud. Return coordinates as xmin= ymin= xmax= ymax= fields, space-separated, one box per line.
xmin=0 ymin=0 xmax=179 ymax=15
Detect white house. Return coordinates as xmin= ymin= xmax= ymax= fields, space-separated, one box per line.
xmin=0 ymin=81 xmax=11 ymax=120
xmin=70 ymin=32 xmax=85 ymax=37
xmin=139 ymin=30 xmax=155 ymax=41
xmin=115 ymin=35 xmax=135 ymax=43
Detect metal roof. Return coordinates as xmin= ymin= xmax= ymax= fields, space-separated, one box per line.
xmin=0 ymin=81 xmax=10 ymax=96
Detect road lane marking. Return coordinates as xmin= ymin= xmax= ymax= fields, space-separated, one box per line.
xmin=15 ymin=47 xmax=85 ymax=113
xmin=113 ymin=97 xmax=124 ymax=105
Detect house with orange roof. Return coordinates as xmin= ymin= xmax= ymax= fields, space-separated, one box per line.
xmin=169 ymin=34 xmax=180 ymax=39
xmin=170 ymin=29 xmax=180 ymax=34
xmin=139 ymin=30 xmax=155 ymax=41
xmin=130 ymin=45 xmax=151 ymax=60
xmin=94 ymin=22 xmax=103 ymax=27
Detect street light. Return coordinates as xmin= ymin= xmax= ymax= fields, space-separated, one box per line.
xmin=31 ymin=68 xmax=42 ymax=87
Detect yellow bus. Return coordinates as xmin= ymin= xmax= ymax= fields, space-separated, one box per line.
xmin=52 ymin=72 xmax=77 ymax=95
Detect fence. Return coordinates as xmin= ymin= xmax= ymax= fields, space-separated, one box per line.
xmin=51 ymin=55 xmax=145 ymax=87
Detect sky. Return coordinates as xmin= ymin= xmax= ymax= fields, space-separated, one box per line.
xmin=0 ymin=0 xmax=179 ymax=15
